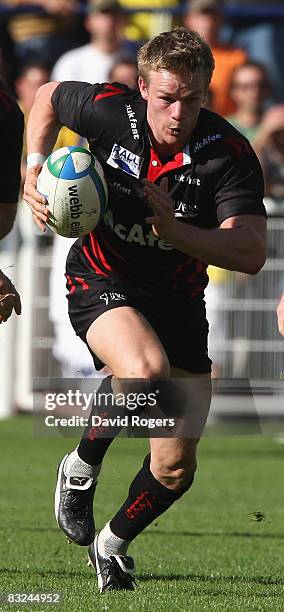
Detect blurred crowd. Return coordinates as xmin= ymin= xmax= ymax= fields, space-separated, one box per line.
xmin=1 ymin=0 xmax=284 ymax=380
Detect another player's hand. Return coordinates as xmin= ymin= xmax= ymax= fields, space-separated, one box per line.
xmin=277 ymin=292 xmax=284 ymax=337
xmin=23 ymin=166 xmax=48 ymax=232
xmin=143 ymin=177 xmax=177 ymax=243
xmin=0 ymin=270 xmax=21 ymax=324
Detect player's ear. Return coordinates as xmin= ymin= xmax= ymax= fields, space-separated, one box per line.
xmin=139 ymin=77 xmax=149 ymax=101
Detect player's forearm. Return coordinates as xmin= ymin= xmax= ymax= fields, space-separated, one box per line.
xmin=27 ymin=82 xmax=61 ymax=159
xmin=173 ymin=222 xmax=266 ymax=274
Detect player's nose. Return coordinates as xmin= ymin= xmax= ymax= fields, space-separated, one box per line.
xmin=171 ymin=100 xmax=183 ymax=122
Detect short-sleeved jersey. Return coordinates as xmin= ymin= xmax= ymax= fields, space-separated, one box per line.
xmin=52 ymin=81 xmax=266 ymax=298
xmin=0 ymin=80 xmax=24 ymax=203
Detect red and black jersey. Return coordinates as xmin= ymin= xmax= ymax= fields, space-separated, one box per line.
xmin=51 ymin=81 xmax=266 ymax=298
xmin=0 ymin=80 xmax=24 ymax=203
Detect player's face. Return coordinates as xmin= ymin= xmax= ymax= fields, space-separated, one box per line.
xmin=139 ymin=69 xmax=206 ymax=156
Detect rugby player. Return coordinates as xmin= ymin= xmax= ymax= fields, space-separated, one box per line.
xmin=24 ymin=28 xmax=266 ymax=592
xmin=0 ymin=80 xmax=23 ymax=323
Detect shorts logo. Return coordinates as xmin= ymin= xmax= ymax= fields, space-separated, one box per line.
xmin=99 ymin=292 xmax=126 ymax=306
xmin=174 ymin=200 xmax=200 ymax=218
xmin=107 ymin=144 xmax=143 ymax=178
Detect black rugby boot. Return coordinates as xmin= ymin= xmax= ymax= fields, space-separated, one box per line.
xmin=55 ymin=454 xmax=96 ymax=546
xmin=88 ymin=534 xmax=136 ymax=592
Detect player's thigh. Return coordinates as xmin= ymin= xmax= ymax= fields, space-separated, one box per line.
xmin=150 ymin=370 xmax=211 ymax=474
xmin=86 ymin=306 xmax=170 ymax=378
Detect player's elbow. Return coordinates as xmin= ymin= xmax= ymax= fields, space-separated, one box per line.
xmin=244 ymin=229 xmax=266 ymax=275
xmin=245 ymin=248 xmax=266 ymax=275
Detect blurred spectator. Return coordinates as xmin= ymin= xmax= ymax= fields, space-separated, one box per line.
xmin=4 ymin=0 xmax=88 ymax=70
xmin=229 ymin=5 xmax=284 ymax=103
xmin=14 ymin=62 xmax=50 ymax=181
xmin=226 ymin=61 xmax=271 ymax=143
xmin=184 ymin=0 xmax=247 ymax=116
xmin=120 ymin=0 xmax=178 ymax=45
xmin=108 ymin=55 xmax=138 ymax=89
xmin=51 ymin=0 xmax=129 ymax=83
xmin=253 ymin=105 xmax=284 ymax=202
xmin=277 ymin=292 xmax=284 ymax=337
xmin=15 ymin=62 xmax=50 ymax=116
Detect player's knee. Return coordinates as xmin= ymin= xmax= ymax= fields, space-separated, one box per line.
xmin=127 ymin=357 xmax=170 ymax=380
xmin=151 ymin=454 xmax=197 ymax=491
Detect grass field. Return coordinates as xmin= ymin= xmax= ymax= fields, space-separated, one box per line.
xmin=0 ymin=415 xmax=284 ymax=612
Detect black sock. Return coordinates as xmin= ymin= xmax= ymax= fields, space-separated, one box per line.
xmin=110 ymin=454 xmax=194 ymax=541
xmin=78 ymin=376 xmax=117 ymax=466
xmin=77 ymin=377 xmax=146 ymax=466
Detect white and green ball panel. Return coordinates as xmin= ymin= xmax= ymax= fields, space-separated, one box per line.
xmin=37 ymin=146 xmax=108 ymax=238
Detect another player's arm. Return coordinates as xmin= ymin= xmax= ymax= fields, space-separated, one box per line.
xmin=0 ymin=91 xmax=23 ymax=238
xmin=143 ymin=178 xmax=266 ymax=275
xmin=24 ymin=81 xmax=62 ymax=231
xmin=0 ymin=200 xmax=21 ymax=322
xmin=0 ymin=203 xmax=17 ymax=239
xmin=0 ymin=89 xmax=23 ymax=321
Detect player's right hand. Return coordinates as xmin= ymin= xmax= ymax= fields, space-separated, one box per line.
xmin=23 ymin=166 xmax=49 ymax=232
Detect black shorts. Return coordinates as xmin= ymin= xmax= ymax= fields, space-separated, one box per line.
xmin=66 ymin=266 xmax=212 ymax=374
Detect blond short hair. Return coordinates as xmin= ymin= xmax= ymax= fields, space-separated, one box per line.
xmin=137 ymin=27 xmax=215 ymax=90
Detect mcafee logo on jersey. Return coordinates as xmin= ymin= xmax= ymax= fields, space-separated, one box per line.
xmin=107 ymin=144 xmax=143 ymax=178
xmin=193 ymin=133 xmax=222 ymax=153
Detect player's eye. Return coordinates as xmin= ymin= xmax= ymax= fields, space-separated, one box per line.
xmin=160 ymin=96 xmax=173 ymax=103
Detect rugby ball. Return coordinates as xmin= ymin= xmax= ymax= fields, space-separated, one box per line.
xmin=37 ymin=146 xmax=108 ymax=238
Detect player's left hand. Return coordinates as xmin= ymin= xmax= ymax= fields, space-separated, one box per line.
xmin=0 ymin=270 xmax=21 ymax=324
xmin=143 ymin=177 xmax=177 ymax=242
